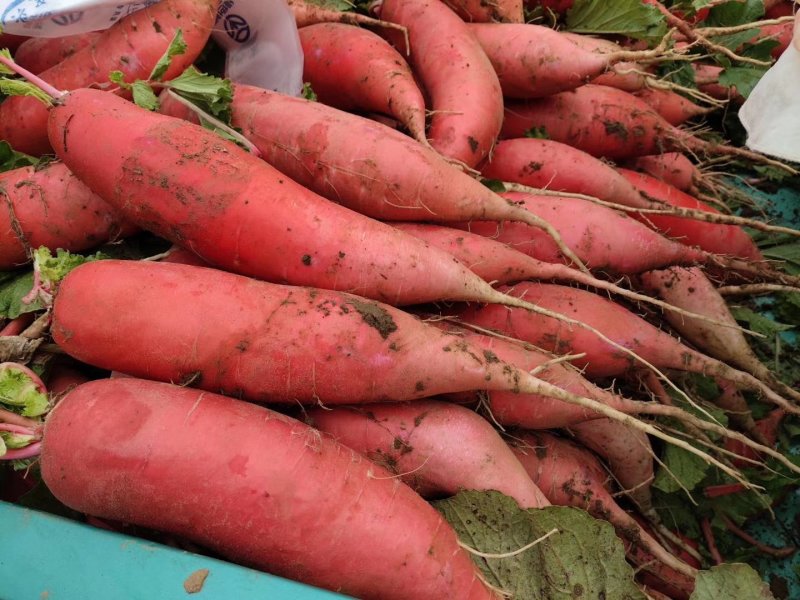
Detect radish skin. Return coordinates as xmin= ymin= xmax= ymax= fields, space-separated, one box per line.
xmin=306 ymin=400 xmax=551 ymax=508
xmin=442 ymin=0 xmax=524 ymax=23
xmin=626 ymin=153 xmax=700 ymax=193
xmin=568 ymin=419 xmax=655 ymax=513
xmin=0 ymin=162 xmax=134 ymax=268
xmin=40 ymin=378 xmax=498 ymax=600
xmin=380 ymin=0 xmax=504 ymax=168
xmin=633 ymin=88 xmax=711 ymax=126
xmin=618 ymin=168 xmax=763 ymax=261
xmin=13 ymin=32 xmax=101 ymax=74
xmin=298 ymin=24 xmax=428 ymax=146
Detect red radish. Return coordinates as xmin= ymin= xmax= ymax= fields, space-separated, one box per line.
xmin=13 ymin=32 xmax=101 ymax=74
xmin=393 ymin=221 xmax=745 ymax=324
xmin=712 ymin=378 xmax=761 ymax=438
xmin=746 ymin=20 xmax=794 ymax=59
xmin=469 ymin=23 xmax=668 ymax=98
xmin=0 ymin=314 xmax=35 ymax=337
xmin=0 ymin=162 xmax=134 ymax=269
xmin=443 ymin=0 xmax=524 ymax=23
xmin=40 ymin=377 xmax=497 ymax=600
xmin=50 ymin=260 xmax=752 ymax=475
xmin=480 ymin=138 xmax=650 ymax=209
xmin=638 ymin=266 xmax=798 ymax=402
xmin=0 ymin=33 xmax=28 ymax=51
xmin=157 ymin=85 xmax=585 ymax=271
xmin=159 ymin=245 xmax=210 ymax=267
xmin=766 ymin=0 xmax=794 ymax=18
xmin=435 ymin=323 xmax=700 ymax=429
xmin=45 ymin=364 xmax=89 ymax=398
xmin=379 ymin=0 xmax=503 ymax=168
xmin=633 ymin=88 xmax=711 ymax=126
xmin=525 ymin=0 xmax=573 ymax=13
xmin=456 ymin=281 xmax=799 ymax=413
xmin=288 ymin=0 xmax=406 ymax=31
xmin=725 ymin=408 xmax=786 ymax=467
xmin=298 ymin=24 xmax=428 ymax=146
xmin=50 ymin=88 xmax=575 ymax=308
xmin=568 ymin=419 xmax=655 ymax=513
xmin=51 ymin=260 xmax=637 ymax=416
xmin=560 ymin=32 xmax=651 ymax=92
xmin=511 ymin=430 xmax=698 ymax=581
xmin=306 ymin=400 xmax=551 ymax=508
xmin=501 ymin=85 xmax=783 ymax=170
xmin=618 ymin=169 xmax=763 ymax=260
xmin=0 ymin=0 xmax=218 ymax=156
xmin=694 ymin=63 xmax=742 ymax=102
xmin=626 ymin=153 xmax=700 ymax=193
xmin=457 ymin=192 xmax=715 ymax=275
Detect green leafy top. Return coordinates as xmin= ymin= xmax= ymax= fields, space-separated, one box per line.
xmin=434 ymin=490 xmax=645 ymax=600
xmin=150 ymin=29 xmax=187 ymax=82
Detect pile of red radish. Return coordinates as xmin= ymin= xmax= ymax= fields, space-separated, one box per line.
xmin=1 ymin=0 xmax=799 ymax=598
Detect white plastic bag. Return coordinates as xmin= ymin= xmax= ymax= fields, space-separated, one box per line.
xmin=0 ymin=0 xmax=304 ymax=95
xmin=739 ymin=13 xmax=800 ymax=163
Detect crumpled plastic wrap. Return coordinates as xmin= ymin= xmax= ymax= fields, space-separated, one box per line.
xmin=0 ymin=0 xmax=303 ymax=95
xmin=739 ymin=13 xmax=800 ymax=163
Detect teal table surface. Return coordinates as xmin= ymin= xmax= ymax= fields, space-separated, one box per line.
xmin=0 ymin=500 xmax=351 ymax=600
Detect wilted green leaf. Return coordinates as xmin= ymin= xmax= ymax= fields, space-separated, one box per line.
xmin=705 ymin=0 xmax=764 ymax=28
xmin=167 ymin=66 xmax=233 ymax=122
xmin=566 ymin=0 xmax=667 ymax=41
xmin=730 ymin=306 xmax=793 ymax=337
xmin=691 ymin=563 xmax=775 ymax=599
xmin=302 ymin=82 xmax=317 ymax=102
xmin=434 ymin=491 xmax=645 ymax=600
xmin=653 ymin=442 xmax=711 ymax=494
xmin=0 ymin=272 xmax=42 ymax=319
xmin=718 ymin=66 xmax=769 ymax=98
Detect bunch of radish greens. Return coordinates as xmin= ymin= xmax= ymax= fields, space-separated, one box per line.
xmin=1 ymin=0 xmax=800 ymax=598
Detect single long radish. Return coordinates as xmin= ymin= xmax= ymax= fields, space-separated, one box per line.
xmin=511 ymin=430 xmax=698 ymax=581
xmin=13 ymin=32 xmax=101 ymax=74
xmin=633 ymin=88 xmax=712 ymax=126
xmin=567 ymin=419 xmax=655 ymax=513
xmin=288 ymin=0 xmax=406 ymax=32
xmin=442 ymin=0 xmax=524 ymax=23
xmin=481 ymin=138 xmax=651 ymax=209
xmin=49 ymin=259 xmax=757 ymax=480
xmin=379 ymin=0 xmax=504 ymax=168
xmin=469 ymin=23 xmax=671 ymax=98
xmin=40 ymin=378 xmax=497 ymax=600
xmin=157 ymin=85 xmax=586 ymax=271
xmin=48 ymin=87 xmax=586 ymax=307
xmin=305 ymin=400 xmax=551 ymax=508
xmin=0 ymin=0 xmax=218 ymax=156
xmin=618 ymin=168 xmax=763 ymax=260
xmin=626 ymin=153 xmax=701 ymax=193
xmin=457 ymin=281 xmax=799 ymax=414
xmin=457 ymin=192 xmax=778 ymax=280
xmin=639 ymin=266 xmax=800 ymax=403
xmin=0 ymin=162 xmax=134 ymax=268
xmin=0 ymin=33 xmax=28 ymax=51
xmin=298 ymin=23 xmax=428 ymax=146
xmin=457 ymin=192 xmax=710 ymax=274
xmin=393 ymin=221 xmax=751 ymax=327
xmin=501 ymin=84 xmax=794 ymax=172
